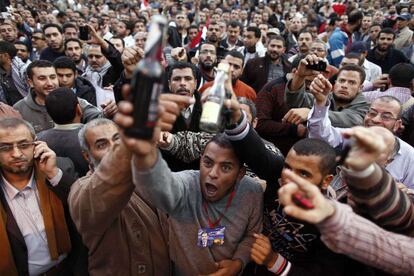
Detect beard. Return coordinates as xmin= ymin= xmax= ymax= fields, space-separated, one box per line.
xmin=333 ymin=92 xmax=354 ymax=104
xmin=378 ymin=43 xmax=391 ymax=52
xmin=268 ymin=52 xmax=280 ymax=61
xmin=2 ymin=158 xmax=33 ymax=175
xmin=208 ymin=35 xmax=218 ymax=43
xmin=200 ymin=61 xmax=214 ymax=71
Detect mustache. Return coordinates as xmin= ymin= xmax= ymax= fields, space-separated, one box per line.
xmin=11 ymin=157 xmax=28 ymax=162
xmin=177 ymin=88 xmax=190 ymax=93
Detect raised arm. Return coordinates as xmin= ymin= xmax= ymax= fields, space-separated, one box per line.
xmin=68 ymin=142 xmax=134 ymax=237
xmin=278 ymin=161 xmax=414 ymax=275
xmin=160 ymin=131 xmax=213 ymax=163
xmin=285 ymin=54 xmax=323 ymax=109
xmin=307 ymin=74 xmax=345 ymax=148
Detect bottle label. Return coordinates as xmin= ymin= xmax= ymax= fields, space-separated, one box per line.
xmin=201 ymin=101 xmax=221 ymax=124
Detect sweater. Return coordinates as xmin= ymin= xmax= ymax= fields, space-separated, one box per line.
xmin=132 ymin=152 xmax=263 ymax=276
xmin=39 ymin=47 xmax=65 ymax=62
xmin=14 ymin=90 xmax=103 ymax=133
xmin=200 ymin=79 xmax=257 ymax=102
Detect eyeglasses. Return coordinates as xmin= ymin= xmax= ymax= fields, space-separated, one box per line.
xmin=366 ymin=109 xmax=398 ymax=121
xmin=0 ymin=142 xmax=35 ymax=153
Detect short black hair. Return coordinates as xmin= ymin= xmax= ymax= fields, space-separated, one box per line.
xmin=298 ymin=29 xmax=313 ymax=38
xmin=228 ymin=20 xmax=242 ymax=30
xmin=43 ymin=23 xmax=63 ymax=34
xmin=200 ymin=41 xmax=217 ymax=51
xmin=225 ymin=50 xmax=244 ymax=65
xmin=57 ymin=11 xmax=67 ymax=18
xmin=64 ymin=38 xmax=82 ymax=50
xmin=369 ymin=23 xmax=382 ymax=29
xmin=267 ymin=34 xmax=286 ymax=47
xmin=337 ymin=64 xmax=366 ymax=84
xmin=14 ymin=40 xmax=32 ymax=53
xmin=110 ymin=36 xmax=125 ymax=48
xmin=45 ymin=87 xmax=79 ymax=124
xmin=389 ymin=63 xmax=414 ymax=88
xmin=168 ymin=62 xmax=197 ymax=80
xmin=378 ymin=27 xmax=396 ymax=40
xmin=135 ymin=16 xmax=147 ymax=26
xmin=246 ymin=26 xmax=261 ymax=38
xmin=203 ymin=133 xmax=242 ymax=166
xmin=27 ymin=60 xmax=54 ymax=79
xmin=62 ymin=22 xmax=78 ymax=32
xmin=0 ymin=41 xmax=17 ymax=58
xmin=53 ymin=56 xmax=77 ymax=73
xmin=292 ymin=138 xmax=337 ymax=176
xmin=343 ymin=52 xmax=362 ymax=64
xmin=187 ymin=25 xmax=198 ymax=32
xmin=120 ymin=20 xmax=134 ymax=34
xmin=348 ymin=10 xmax=364 ymax=25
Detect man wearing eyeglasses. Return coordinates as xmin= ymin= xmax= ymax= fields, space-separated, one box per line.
xmin=0 ymin=117 xmax=78 ymax=275
xmin=31 ymin=30 xmax=47 ymax=61
xmin=307 ymin=73 xmax=414 ymax=189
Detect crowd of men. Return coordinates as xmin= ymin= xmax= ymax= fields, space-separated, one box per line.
xmin=0 ymin=0 xmax=414 ymax=275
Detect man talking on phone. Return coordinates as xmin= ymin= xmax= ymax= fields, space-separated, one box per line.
xmin=0 ymin=117 xmax=81 ymax=275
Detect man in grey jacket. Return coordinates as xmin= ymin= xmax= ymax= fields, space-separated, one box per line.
xmin=115 ymin=97 xmax=263 ymax=275
xmin=283 ymin=54 xmax=369 ymax=128
xmin=13 ymin=60 xmax=115 ymax=133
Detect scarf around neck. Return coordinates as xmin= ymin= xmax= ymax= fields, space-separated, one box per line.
xmin=0 ymin=169 xmax=71 ymax=275
xmin=83 ymin=61 xmax=112 ymax=88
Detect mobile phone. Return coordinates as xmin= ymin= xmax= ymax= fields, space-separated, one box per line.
xmin=306 ymin=60 xmax=327 ymax=72
xmin=292 ymin=192 xmax=314 ymax=209
xmin=79 ymin=25 xmax=89 ymax=41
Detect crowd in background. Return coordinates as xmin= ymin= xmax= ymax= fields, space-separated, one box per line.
xmin=0 ymin=0 xmax=414 ymax=275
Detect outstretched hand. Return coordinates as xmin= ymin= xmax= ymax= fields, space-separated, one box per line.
xmin=278 ymin=169 xmax=335 ymax=224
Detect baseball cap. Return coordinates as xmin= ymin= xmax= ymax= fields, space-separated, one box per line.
xmin=348 ymin=41 xmax=367 ymax=54
xmin=397 ymin=13 xmax=412 ymax=21
xmin=267 ymin=28 xmax=280 ymax=36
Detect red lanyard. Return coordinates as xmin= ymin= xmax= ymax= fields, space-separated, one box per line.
xmin=202 ymin=189 xmax=236 ymax=228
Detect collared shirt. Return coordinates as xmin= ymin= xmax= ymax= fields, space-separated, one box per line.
xmin=318 ymin=200 xmax=414 ymax=275
xmin=1 ymin=169 xmax=65 ymax=275
xmin=181 ymin=95 xmax=195 ymax=120
xmin=363 ymin=87 xmax=413 ymax=104
xmin=267 ymin=63 xmax=284 ymax=82
xmin=362 ymin=59 xmax=382 ymax=83
xmin=54 ymin=123 xmax=83 ymax=130
xmin=307 ymin=102 xmax=414 ymax=188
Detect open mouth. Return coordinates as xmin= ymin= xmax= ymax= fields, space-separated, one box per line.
xmin=205 ymin=183 xmax=218 ymax=197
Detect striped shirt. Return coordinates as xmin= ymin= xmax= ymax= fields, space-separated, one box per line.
xmin=318 ymin=200 xmax=414 ymax=275
xmin=342 ymin=164 xmax=414 ymax=236
xmin=363 ymin=87 xmax=413 ymax=104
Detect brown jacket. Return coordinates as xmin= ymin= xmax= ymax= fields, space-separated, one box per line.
xmin=68 ymin=143 xmax=170 ymax=276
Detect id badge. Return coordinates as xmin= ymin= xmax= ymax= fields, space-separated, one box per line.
xmin=197 ymin=226 xmax=225 ymax=248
